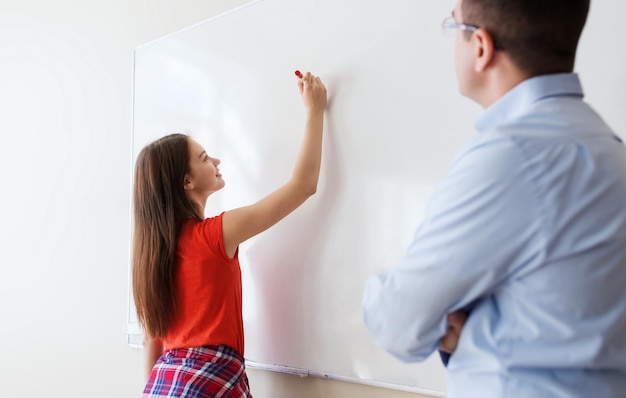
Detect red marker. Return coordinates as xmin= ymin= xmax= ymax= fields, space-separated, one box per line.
xmin=294 ymin=70 xmax=303 ymax=79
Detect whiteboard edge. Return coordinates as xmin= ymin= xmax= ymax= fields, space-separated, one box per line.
xmin=126 ymin=48 xmax=138 ymax=344
xmin=245 ymin=360 xmax=446 ymax=397
xmin=134 ymin=0 xmax=263 ymax=51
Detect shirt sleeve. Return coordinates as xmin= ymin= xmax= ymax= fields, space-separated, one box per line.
xmin=362 ymin=134 xmax=545 ymax=362
xmin=196 ymin=212 xmax=233 ymax=261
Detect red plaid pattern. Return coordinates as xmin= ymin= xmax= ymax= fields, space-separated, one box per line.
xmin=142 ymin=345 xmax=252 ymax=398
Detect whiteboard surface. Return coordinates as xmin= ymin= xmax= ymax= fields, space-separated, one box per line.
xmin=128 ymin=0 xmax=626 ymax=396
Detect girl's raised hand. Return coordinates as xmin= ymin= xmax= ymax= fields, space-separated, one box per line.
xmin=298 ymin=71 xmax=327 ymax=115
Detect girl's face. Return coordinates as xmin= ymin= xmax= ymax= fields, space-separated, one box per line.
xmin=184 ymin=138 xmax=224 ymax=198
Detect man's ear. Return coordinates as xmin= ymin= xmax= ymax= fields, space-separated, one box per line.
xmin=183 ymin=173 xmax=194 ymax=191
xmin=472 ymin=28 xmax=497 ymax=72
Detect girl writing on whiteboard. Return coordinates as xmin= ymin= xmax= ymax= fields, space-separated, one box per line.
xmin=132 ymin=71 xmax=327 ymax=397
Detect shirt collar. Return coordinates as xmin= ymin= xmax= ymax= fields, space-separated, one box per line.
xmin=475 ymin=73 xmax=584 ymax=133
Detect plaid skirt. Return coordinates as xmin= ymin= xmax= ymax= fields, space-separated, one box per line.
xmin=142 ymin=345 xmax=252 ymax=398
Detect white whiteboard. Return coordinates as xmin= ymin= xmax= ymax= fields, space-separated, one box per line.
xmin=127 ymin=0 xmax=626 ymax=396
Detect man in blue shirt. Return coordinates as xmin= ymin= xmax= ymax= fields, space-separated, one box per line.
xmin=362 ymin=0 xmax=626 ymax=397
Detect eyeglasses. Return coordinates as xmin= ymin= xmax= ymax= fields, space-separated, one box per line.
xmin=441 ymin=16 xmax=478 ymax=36
xmin=441 ymin=16 xmax=503 ymax=50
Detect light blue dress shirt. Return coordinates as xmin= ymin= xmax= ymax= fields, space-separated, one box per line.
xmin=363 ymin=73 xmax=626 ymax=398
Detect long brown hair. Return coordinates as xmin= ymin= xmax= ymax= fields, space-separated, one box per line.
xmin=132 ymin=133 xmax=201 ymax=339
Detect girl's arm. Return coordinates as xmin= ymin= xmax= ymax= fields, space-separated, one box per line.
xmin=143 ymin=336 xmax=163 ymax=381
xmin=222 ymin=71 xmax=327 ymax=258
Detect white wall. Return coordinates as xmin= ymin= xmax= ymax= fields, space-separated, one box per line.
xmin=0 ymin=1 xmax=430 ymax=397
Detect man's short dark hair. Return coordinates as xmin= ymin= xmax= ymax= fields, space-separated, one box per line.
xmin=462 ymin=0 xmax=590 ymax=76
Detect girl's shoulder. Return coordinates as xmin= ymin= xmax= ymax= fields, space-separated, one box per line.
xmin=182 ymin=212 xmax=224 ymax=231
xmin=179 ymin=212 xmax=229 ymax=257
